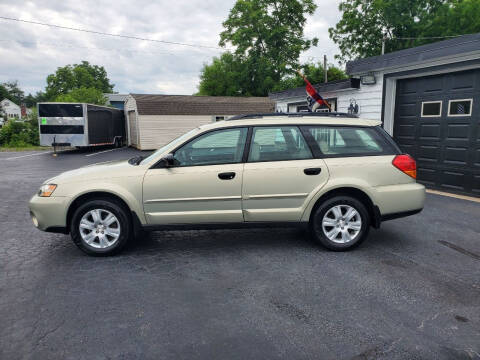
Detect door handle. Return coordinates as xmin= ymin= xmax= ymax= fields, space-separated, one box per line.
xmin=304 ymin=168 xmax=321 ymax=175
xmin=218 ymin=172 xmax=236 ymax=180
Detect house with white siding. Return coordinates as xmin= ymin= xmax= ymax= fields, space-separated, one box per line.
xmin=269 ymin=32 xmax=480 ymax=196
xmin=0 ymin=98 xmax=21 ymax=119
xmin=124 ymin=94 xmax=274 ymax=150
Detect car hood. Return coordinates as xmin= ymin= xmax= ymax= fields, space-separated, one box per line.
xmin=45 ymin=159 xmax=138 ymax=184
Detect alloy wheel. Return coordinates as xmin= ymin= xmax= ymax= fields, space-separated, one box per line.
xmin=321 ymin=205 xmax=362 ymax=244
xmin=79 ymin=209 xmax=121 ymax=249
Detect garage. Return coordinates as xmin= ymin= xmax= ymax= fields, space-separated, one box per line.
xmin=394 ymin=69 xmax=479 ymax=195
xmin=270 ymin=32 xmax=480 ymax=196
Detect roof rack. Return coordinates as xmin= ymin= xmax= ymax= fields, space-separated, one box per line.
xmin=227 ymin=112 xmax=358 ymax=121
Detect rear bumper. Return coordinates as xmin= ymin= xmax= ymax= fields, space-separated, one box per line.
xmin=372 ymin=206 xmax=423 ymax=228
xmin=373 ymin=182 xmax=426 ymax=216
xmin=29 ymin=195 xmax=69 ymax=232
xmin=381 ymin=208 xmax=423 ymax=221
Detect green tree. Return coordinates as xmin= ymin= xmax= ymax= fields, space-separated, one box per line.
xmin=198 ymin=0 xmax=319 ymax=96
xmin=54 ymin=87 xmax=107 ymax=105
xmin=418 ymin=0 xmax=480 ymax=39
xmin=45 ymin=61 xmax=114 ymax=100
xmin=220 ymin=0 xmax=318 ymax=81
xmin=197 ymin=52 xmax=280 ymax=96
xmin=0 ymin=84 xmax=10 ymax=101
xmin=24 ymin=91 xmax=47 ymax=108
xmin=0 ymin=81 xmax=24 ymax=104
xmin=273 ymin=62 xmax=348 ymax=91
xmin=329 ymin=0 xmax=455 ymax=62
xmin=197 ymin=53 xmax=245 ymax=96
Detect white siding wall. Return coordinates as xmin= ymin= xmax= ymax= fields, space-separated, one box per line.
xmin=127 ymin=111 xmax=138 ymax=146
xmin=124 ymin=96 xmax=138 ymax=146
xmin=0 ymin=99 xmax=21 ymax=118
xmin=136 ymin=115 xmax=214 ymax=150
xmin=274 ymin=71 xmax=385 ymax=121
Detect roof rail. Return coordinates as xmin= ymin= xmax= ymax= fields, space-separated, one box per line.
xmin=227 ymin=112 xmax=358 ymax=121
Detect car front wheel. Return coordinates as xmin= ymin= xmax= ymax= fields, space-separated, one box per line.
xmin=310 ymin=195 xmax=370 ymax=251
xmin=70 ymin=199 xmax=131 ymax=256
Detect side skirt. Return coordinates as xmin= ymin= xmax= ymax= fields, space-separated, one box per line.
xmin=138 ymin=220 xmax=308 ymax=232
xmin=142 ymin=222 xmax=309 ymax=231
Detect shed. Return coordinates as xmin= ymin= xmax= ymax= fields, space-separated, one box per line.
xmin=124 ymin=94 xmax=275 ymax=150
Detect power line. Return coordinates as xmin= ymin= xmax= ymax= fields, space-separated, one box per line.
xmin=0 ymin=16 xmax=225 ymax=50
xmin=389 ymin=34 xmax=471 ymax=40
xmin=0 ymin=39 xmax=220 ymax=57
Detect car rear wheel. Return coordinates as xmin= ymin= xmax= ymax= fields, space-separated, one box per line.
xmin=310 ymin=196 xmax=370 ymax=251
xmin=70 ymin=199 xmax=131 ymax=256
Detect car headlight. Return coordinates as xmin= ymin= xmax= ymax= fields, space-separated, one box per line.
xmin=38 ymin=184 xmax=57 ymax=197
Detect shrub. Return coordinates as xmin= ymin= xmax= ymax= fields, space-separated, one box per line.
xmin=0 ymin=117 xmax=39 ymax=147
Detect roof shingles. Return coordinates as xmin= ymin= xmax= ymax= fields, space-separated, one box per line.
xmin=131 ymin=94 xmax=275 ymax=115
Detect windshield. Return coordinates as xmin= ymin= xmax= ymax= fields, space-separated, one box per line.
xmin=140 ymin=128 xmax=199 ymax=165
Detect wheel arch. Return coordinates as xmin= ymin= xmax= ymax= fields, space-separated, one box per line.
xmin=304 ymin=187 xmax=380 ymax=228
xmin=66 ymin=191 xmax=132 ymax=233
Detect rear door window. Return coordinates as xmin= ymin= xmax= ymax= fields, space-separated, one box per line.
xmin=306 ymin=126 xmax=393 ymax=157
xmin=248 ymin=126 xmax=312 ymax=162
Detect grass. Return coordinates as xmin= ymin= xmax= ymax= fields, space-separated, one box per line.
xmin=0 ymin=146 xmax=52 ymax=152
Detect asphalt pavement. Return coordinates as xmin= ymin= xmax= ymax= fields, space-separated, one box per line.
xmin=0 ymin=147 xmax=479 ymax=360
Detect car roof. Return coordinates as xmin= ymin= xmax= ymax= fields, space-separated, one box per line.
xmin=199 ymin=112 xmax=382 ymax=131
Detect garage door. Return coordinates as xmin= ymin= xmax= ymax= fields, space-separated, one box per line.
xmin=394 ymin=69 xmax=480 ymax=196
xmin=128 ymin=110 xmax=139 ymax=147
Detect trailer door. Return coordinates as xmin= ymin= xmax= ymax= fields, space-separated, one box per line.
xmin=87 ymin=107 xmax=114 ymax=145
xmin=38 ymin=103 xmax=86 ymax=147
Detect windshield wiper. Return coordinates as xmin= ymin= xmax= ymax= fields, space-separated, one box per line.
xmin=128 ymin=155 xmax=144 ymax=165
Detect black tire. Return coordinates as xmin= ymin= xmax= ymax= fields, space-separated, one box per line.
xmin=310 ymin=195 xmax=370 ymax=251
xmin=70 ymin=198 xmax=132 ymax=256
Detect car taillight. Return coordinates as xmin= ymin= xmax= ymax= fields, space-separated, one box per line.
xmin=392 ymin=154 xmax=417 ymax=179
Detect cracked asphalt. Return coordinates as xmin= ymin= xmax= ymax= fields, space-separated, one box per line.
xmin=0 ymin=147 xmax=479 ymax=360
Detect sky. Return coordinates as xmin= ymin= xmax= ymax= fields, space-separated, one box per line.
xmin=0 ymin=0 xmax=342 ymax=96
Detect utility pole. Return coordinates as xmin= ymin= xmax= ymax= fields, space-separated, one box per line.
xmin=323 ymin=55 xmax=328 ymax=83
xmin=381 ymin=33 xmax=387 ymax=55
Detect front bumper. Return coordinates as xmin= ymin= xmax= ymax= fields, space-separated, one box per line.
xmin=29 ymin=195 xmax=70 ymax=232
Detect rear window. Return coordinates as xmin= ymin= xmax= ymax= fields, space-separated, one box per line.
xmin=39 ymin=104 xmax=83 ymax=117
xmin=306 ymin=126 xmax=392 ymax=156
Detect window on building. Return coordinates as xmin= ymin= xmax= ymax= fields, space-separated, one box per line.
xmin=248 ymin=126 xmax=312 ymax=162
xmin=316 ymin=98 xmax=337 ymax=113
xmin=307 ymin=127 xmax=385 ymax=156
xmin=288 ymin=98 xmax=337 ymax=113
xmin=448 ymin=99 xmax=472 ymax=116
xmin=421 ymin=101 xmax=442 ymax=117
xmin=173 ymin=128 xmax=248 ymax=166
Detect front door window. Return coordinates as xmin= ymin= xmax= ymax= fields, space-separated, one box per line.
xmin=173 ymin=128 xmax=248 ymax=166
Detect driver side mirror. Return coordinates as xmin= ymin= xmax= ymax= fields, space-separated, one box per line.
xmin=160 ymin=153 xmax=175 ymax=167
